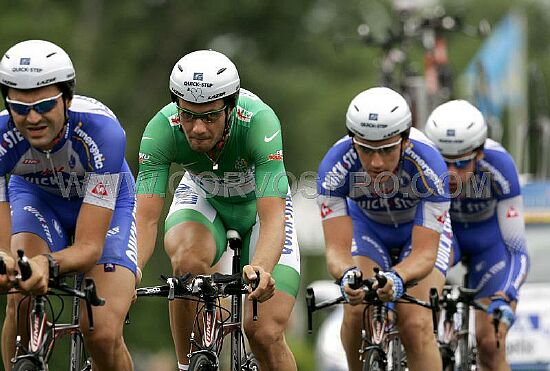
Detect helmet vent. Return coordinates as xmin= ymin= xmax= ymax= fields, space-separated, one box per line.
xmin=353 ymin=105 xmax=359 ymax=112
xmin=391 ymin=106 xmax=399 ymax=112
xmin=217 ymin=67 xmax=226 ymax=75
xmin=178 ymin=64 xmax=183 ymax=72
xmin=46 ymin=52 xmax=57 ymax=58
xmin=432 ymin=120 xmax=438 ymax=128
xmin=467 ymin=122 xmax=474 ymax=129
xmin=4 ymin=54 xmax=9 ymax=59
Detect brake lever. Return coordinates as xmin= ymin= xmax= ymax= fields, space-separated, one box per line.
xmin=167 ymin=277 xmax=177 ymax=301
xmin=251 ymin=270 xmax=260 ymax=321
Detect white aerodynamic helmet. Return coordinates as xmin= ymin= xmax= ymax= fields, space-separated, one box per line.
xmin=425 ymin=100 xmax=487 ymax=156
xmin=169 ymin=50 xmax=240 ymax=104
xmin=346 ymin=87 xmax=412 ymax=141
xmin=0 ymin=40 xmax=75 ymax=89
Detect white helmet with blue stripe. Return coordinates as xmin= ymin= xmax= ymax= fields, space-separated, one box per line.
xmin=169 ymin=50 xmax=240 ymax=104
xmin=346 ymin=87 xmax=412 ymax=141
xmin=0 ymin=40 xmax=75 ymax=89
xmin=425 ymin=100 xmax=487 ymax=156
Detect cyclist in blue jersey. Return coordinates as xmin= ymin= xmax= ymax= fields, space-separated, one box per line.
xmin=425 ymin=100 xmax=529 ymax=371
xmin=317 ymin=87 xmax=451 ymax=371
xmin=0 ymin=40 xmax=136 ymax=371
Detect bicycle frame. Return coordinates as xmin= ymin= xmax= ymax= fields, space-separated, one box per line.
xmin=9 ymin=267 xmax=103 ymax=371
xmin=137 ymin=230 xmax=258 ymax=371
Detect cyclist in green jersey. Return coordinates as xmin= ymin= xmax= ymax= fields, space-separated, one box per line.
xmin=135 ymin=50 xmax=299 ymax=371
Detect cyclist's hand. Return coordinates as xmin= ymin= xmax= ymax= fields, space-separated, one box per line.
xmin=243 ymin=265 xmax=275 ymax=303
xmin=340 ymin=267 xmax=364 ymax=305
xmin=18 ymin=255 xmax=50 ymax=295
xmin=488 ymin=298 xmax=515 ymax=328
xmin=376 ymin=271 xmax=404 ymax=302
xmin=0 ymin=252 xmax=16 ymax=292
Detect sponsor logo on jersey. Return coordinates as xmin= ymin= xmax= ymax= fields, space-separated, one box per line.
xmin=23 ymin=206 xmax=53 ymax=244
xmin=169 ymin=115 xmax=180 ymax=126
xmin=23 ymin=159 xmax=40 ymax=165
xmin=282 ymin=197 xmax=295 ymax=255
xmin=404 ymin=146 xmax=445 ymax=196
xmin=193 ymin=72 xmax=203 ymax=81
xmin=0 ymin=128 xmax=25 ymax=158
xmin=436 ymin=210 xmax=447 ymax=225
xmin=321 ymin=146 xmax=358 ymax=191
xmin=234 ymin=157 xmax=248 ymax=172
xmin=236 ymin=106 xmax=253 ymax=122
xmin=53 ymin=219 xmax=63 ymax=237
xmin=320 ymin=203 xmax=333 ymax=218
xmin=138 ymin=152 xmax=150 ymax=164
xmin=268 ymin=150 xmax=283 ymax=161
xmin=91 ymin=182 xmax=108 ymax=197
xmin=506 ymin=206 xmax=520 ymax=218
xmin=74 ymin=123 xmax=105 ymax=169
xmin=107 ymin=226 xmax=120 ymax=237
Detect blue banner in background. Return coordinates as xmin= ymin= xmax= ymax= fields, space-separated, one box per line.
xmin=462 ymin=12 xmax=526 ymax=118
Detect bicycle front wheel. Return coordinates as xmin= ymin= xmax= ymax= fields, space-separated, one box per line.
xmin=188 ymin=353 xmax=217 ymax=371
xmin=362 ymin=349 xmax=387 ymax=371
xmin=12 ymin=358 xmax=43 ymax=371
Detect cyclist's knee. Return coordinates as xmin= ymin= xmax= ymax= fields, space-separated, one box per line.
xmin=84 ymin=326 xmax=124 ymax=357
xmin=342 ymin=303 xmax=365 ymax=325
xmin=167 ymin=243 xmax=212 ymax=275
xmin=398 ymin=315 xmax=433 ymax=349
xmin=477 ymin=332 xmax=504 ymax=366
xmin=244 ymin=319 xmax=285 ymax=350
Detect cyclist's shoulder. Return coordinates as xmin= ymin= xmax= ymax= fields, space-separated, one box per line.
xmin=69 ymin=95 xmax=118 ymax=122
xmin=479 ymin=139 xmax=518 ymax=176
xmin=319 ymin=136 xmax=357 ymax=170
xmin=404 ymin=128 xmax=446 ymax=172
xmin=234 ymin=89 xmax=277 ymax=126
xmin=0 ymin=109 xmax=10 ymax=133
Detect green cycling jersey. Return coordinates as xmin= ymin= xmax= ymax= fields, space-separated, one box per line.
xmin=136 ymin=89 xmax=289 ymax=201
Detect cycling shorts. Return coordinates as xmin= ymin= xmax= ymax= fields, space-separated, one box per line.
xmin=165 ymin=174 xmax=301 ymax=297
xmin=9 ymin=176 xmax=137 ymax=275
xmin=348 ymin=200 xmax=452 ymax=276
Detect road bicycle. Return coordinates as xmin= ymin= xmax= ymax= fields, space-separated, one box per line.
xmin=430 ymin=285 xmax=487 ymax=371
xmin=0 ymin=250 xmax=105 ymax=371
xmin=306 ymin=267 xmax=432 ymax=371
xmin=137 ymin=230 xmax=259 ymax=371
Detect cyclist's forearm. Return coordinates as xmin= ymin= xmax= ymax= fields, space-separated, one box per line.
xmin=52 ymin=243 xmax=103 ymax=274
xmin=250 ymin=223 xmax=284 ymax=273
xmin=326 ymin=244 xmax=355 ymax=280
xmin=393 ymin=225 xmax=439 ymax=283
xmin=0 ymin=202 xmax=12 ymax=255
xmin=137 ymin=220 xmax=159 ymax=271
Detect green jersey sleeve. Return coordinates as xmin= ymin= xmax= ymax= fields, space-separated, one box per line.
xmin=136 ymin=110 xmax=177 ymax=196
xmin=247 ymin=109 xmax=288 ymax=198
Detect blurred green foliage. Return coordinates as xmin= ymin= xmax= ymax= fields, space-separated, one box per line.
xmin=1 ymin=0 xmax=549 ymax=369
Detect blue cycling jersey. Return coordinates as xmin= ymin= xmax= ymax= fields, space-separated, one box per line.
xmin=317 ymin=128 xmax=450 ymax=231
xmin=0 ymin=95 xmax=137 ymax=273
xmin=317 ymin=128 xmax=452 ymax=274
xmin=450 ymin=139 xmax=529 ymax=301
xmin=0 ymin=95 xmax=134 ymax=207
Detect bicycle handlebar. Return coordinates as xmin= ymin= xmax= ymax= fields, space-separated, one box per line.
xmin=306 ymin=268 xmax=431 ymax=333
xmin=137 ymin=272 xmax=259 ymax=319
